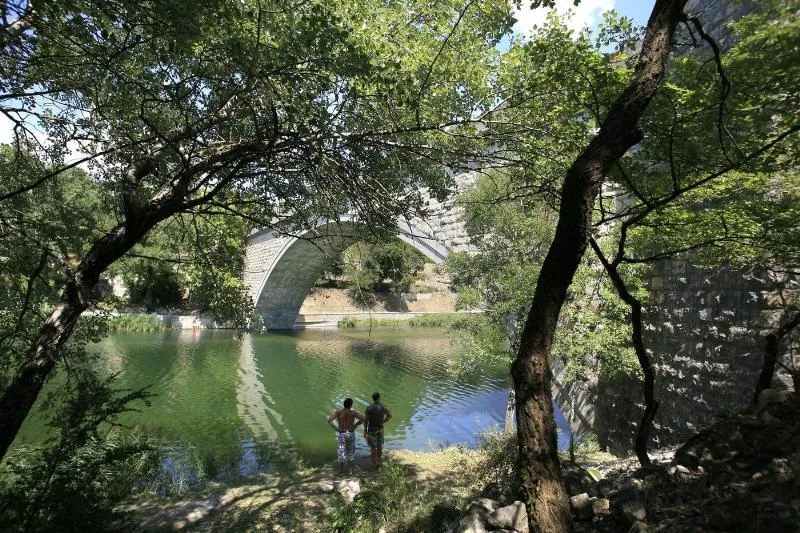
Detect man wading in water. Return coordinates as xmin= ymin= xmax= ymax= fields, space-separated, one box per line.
xmin=364 ymin=392 xmax=392 ymax=472
xmin=327 ymin=398 xmax=365 ymax=476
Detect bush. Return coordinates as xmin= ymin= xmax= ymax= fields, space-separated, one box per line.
xmin=343 ymin=240 xmax=427 ymax=296
xmin=108 ymin=313 xmax=170 ymax=332
xmin=337 ymin=316 xmax=358 ymax=328
xmin=336 ymin=313 xmax=467 ymax=329
xmin=574 ymin=429 xmax=601 ymax=458
xmin=453 ymin=428 xmax=519 ymax=495
xmin=327 ymin=461 xmax=420 ymax=531
xmin=0 ymin=368 xmax=159 ymax=531
xmin=122 ymin=260 xmax=183 ymax=312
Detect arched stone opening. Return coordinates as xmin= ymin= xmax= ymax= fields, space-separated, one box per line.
xmin=249 ymin=219 xmax=449 ymax=329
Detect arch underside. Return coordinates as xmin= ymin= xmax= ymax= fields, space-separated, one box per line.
xmin=253 ymin=220 xmax=449 ymax=329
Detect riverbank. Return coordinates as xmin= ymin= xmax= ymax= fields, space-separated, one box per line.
xmin=98 ymin=308 xmax=475 ymax=331
xmin=122 ymin=445 xmax=498 ymax=531
xmin=121 ymin=393 xmax=800 ymax=531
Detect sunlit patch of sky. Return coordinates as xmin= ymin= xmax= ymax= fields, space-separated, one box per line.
xmin=512 ymin=0 xmax=652 ymax=36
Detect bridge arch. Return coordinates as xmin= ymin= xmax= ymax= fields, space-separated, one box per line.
xmin=245 ymin=216 xmax=452 ymax=329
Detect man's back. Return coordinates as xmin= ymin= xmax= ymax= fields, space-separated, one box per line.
xmin=335 ymin=408 xmax=361 ymax=431
xmin=365 ymin=402 xmax=388 ymax=430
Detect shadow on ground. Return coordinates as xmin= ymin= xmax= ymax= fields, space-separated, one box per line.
xmin=124 ymin=447 xmax=483 ymax=532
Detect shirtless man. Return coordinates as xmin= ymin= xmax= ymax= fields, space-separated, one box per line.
xmin=327 ymin=398 xmax=365 ymax=476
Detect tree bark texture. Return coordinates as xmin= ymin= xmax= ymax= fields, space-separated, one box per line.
xmin=512 ymin=1 xmax=687 ymax=531
xmin=754 ymin=309 xmax=800 ymax=404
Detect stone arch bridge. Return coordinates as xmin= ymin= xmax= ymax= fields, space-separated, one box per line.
xmin=243 ymin=176 xmax=475 ymax=330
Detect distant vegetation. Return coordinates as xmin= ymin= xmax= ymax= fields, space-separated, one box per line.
xmin=337 ymin=313 xmax=473 ymax=329
xmin=316 ymin=239 xmax=430 ymax=298
xmin=107 ymin=314 xmax=170 ymax=333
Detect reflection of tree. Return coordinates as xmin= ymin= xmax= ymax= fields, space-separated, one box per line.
xmin=236 ymin=333 xmax=286 ymax=442
xmin=98 ymin=336 xmax=124 ymax=378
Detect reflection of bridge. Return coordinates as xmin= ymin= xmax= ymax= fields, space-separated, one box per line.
xmin=243 ymin=176 xmax=475 ymax=329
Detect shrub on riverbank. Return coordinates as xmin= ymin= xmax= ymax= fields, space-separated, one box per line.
xmin=328 ymin=461 xmax=418 ymax=531
xmin=108 ymin=314 xmax=170 ymax=332
xmin=0 ymin=368 xmax=159 ymax=531
xmin=336 ymin=313 xmax=471 ymax=329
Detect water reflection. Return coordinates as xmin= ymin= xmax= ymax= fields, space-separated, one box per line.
xmin=18 ymin=329 xmax=572 ymax=484
xmin=236 ymin=333 xmax=285 ymax=442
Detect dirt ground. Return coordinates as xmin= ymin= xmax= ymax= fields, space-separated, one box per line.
xmin=299 ymin=265 xmax=458 ymax=315
xmin=124 ymin=449 xmax=471 ymax=532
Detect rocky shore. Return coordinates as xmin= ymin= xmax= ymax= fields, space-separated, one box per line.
xmin=453 ymin=393 xmax=800 ymax=533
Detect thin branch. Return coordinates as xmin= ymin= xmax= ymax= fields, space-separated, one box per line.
xmin=414 ymin=0 xmax=474 ymax=127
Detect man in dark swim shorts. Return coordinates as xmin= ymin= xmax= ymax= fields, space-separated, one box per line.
xmin=327 ymin=397 xmax=365 ymax=476
xmin=364 ymin=392 xmax=392 ymax=471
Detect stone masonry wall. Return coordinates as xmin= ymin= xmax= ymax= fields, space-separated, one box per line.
xmin=681 ymin=0 xmax=756 ymax=51
xmin=243 ymin=229 xmax=291 ymax=308
xmin=407 ymin=171 xmax=477 ymax=255
xmin=588 ymin=0 xmax=792 ymax=455
xmin=595 ymin=261 xmax=799 ymax=454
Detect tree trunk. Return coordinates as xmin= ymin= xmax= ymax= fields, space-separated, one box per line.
xmin=754 ymin=309 xmax=800 ymax=404
xmin=589 ymin=238 xmax=658 ymax=468
xmin=0 ymin=212 xmax=169 ymax=459
xmin=512 ymin=1 xmax=686 ymax=530
xmin=0 ymin=298 xmax=83 ymax=459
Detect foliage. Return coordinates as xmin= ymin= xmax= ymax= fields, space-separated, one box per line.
xmin=0 ymin=148 xmax=110 ymax=388
xmin=342 ymin=240 xmax=427 ymax=296
xmin=326 ymin=461 xmax=419 ymax=532
xmin=0 ymin=0 xmax=516 ymax=461
xmin=454 ymin=427 xmax=519 ymax=493
xmin=337 ymin=313 xmax=470 ymax=329
xmin=186 ymin=268 xmax=253 ymax=330
xmin=122 ymin=260 xmax=183 ymax=312
xmin=441 ymin=12 xmax=646 ymax=380
xmin=0 ymin=363 xmax=158 ymax=531
xmin=445 ymin=314 xmax=510 ymax=377
xmin=108 ymin=211 xmax=253 ymax=324
xmin=446 ymin=170 xmax=639 ymax=380
xmin=615 ymin=0 xmax=800 ymax=272
xmin=107 ymin=314 xmax=170 ymax=333
xmin=337 ymin=316 xmax=359 ymax=329
xmin=574 ymin=429 xmax=601 ymax=458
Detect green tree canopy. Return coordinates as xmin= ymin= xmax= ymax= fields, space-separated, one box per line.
xmin=0 ymin=0 xmax=515 ymax=460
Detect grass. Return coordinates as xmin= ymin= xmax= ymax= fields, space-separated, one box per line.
xmin=337 ymin=313 xmax=474 ymax=329
xmin=108 ymin=314 xmax=171 ymax=332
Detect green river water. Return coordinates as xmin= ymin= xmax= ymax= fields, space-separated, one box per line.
xmin=16 ymin=328 xmax=569 ymax=481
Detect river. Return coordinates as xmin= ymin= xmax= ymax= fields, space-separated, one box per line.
xmin=16 ymin=328 xmax=571 ymax=481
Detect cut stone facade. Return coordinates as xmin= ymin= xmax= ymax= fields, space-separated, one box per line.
xmin=596 ymin=262 xmax=798 ymax=453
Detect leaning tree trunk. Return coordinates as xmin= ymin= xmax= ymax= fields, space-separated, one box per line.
xmin=0 ymin=158 xmax=189 ymax=460
xmin=512 ymin=1 xmax=687 ymax=531
xmin=0 ymin=298 xmax=84 ymax=459
xmin=0 ymin=220 xmax=163 ymax=459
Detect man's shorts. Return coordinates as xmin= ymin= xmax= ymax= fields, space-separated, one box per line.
xmin=337 ymin=430 xmax=355 ymax=462
xmin=365 ymin=429 xmax=384 ymax=449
